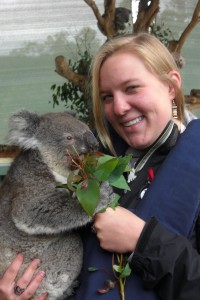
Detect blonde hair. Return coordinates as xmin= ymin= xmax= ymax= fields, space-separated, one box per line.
xmin=91 ymin=33 xmax=185 ymax=154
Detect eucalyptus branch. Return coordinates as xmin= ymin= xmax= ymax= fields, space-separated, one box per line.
xmin=62 ymin=150 xmax=132 ymax=298
xmin=111 ymin=253 xmax=132 ymax=300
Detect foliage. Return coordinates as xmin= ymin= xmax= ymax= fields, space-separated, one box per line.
xmin=113 ymin=254 xmax=132 ymax=300
xmin=60 ymin=150 xmax=132 ymax=299
xmin=150 ymin=22 xmax=174 ymax=47
xmin=50 ymin=28 xmax=102 ymax=124
xmin=62 ymin=151 xmax=132 ymax=216
xmin=88 ymin=253 xmax=132 ymax=300
xmin=51 ymin=50 xmax=92 ymax=123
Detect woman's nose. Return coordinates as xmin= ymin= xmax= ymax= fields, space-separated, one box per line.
xmin=113 ymin=95 xmax=130 ymax=116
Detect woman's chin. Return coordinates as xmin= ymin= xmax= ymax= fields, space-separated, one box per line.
xmin=126 ymin=135 xmax=151 ymax=150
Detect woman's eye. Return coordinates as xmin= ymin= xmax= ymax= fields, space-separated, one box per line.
xmin=101 ymin=94 xmax=113 ymax=102
xmin=126 ymin=85 xmax=139 ymax=92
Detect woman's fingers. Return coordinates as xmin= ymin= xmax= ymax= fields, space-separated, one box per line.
xmin=15 ymin=258 xmax=41 ymax=291
xmin=2 ymin=253 xmax=24 ymax=283
xmin=34 ymin=292 xmax=48 ymax=300
xmin=18 ymin=269 xmax=46 ymax=299
xmin=0 ymin=254 xmax=47 ymax=300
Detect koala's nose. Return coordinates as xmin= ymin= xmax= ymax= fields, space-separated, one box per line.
xmin=84 ymin=132 xmax=99 ymax=151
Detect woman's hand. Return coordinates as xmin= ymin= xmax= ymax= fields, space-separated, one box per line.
xmin=93 ymin=206 xmax=145 ymax=253
xmin=0 ymin=253 xmax=47 ymax=300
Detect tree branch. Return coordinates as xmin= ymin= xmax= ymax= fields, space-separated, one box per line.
xmin=134 ymin=0 xmax=160 ymax=33
xmin=103 ymin=0 xmax=116 ymax=38
xmin=85 ymin=0 xmax=117 ymax=38
xmin=185 ymin=88 xmax=200 ymax=111
xmin=186 ymin=103 xmax=200 ymax=111
xmin=168 ymin=0 xmax=200 ymax=53
xmin=55 ymin=55 xmax=87 ymax=89
xmin=84 ymin=0 xmax=105 ymax=32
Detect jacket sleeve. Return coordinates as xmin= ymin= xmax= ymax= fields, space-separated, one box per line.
xmin=130 ymin=217 xmax=200 ymax=300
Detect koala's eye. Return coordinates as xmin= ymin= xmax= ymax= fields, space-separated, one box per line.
xmin=66 ymin=135 xmax=73 ymax=140
xmin=64 ymin=133 xmax=74 ymax=141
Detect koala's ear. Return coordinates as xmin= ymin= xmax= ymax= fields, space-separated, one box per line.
xmin=7 ymin=109 xmax=40 ymax=150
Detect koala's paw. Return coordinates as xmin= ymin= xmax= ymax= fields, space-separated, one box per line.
xmin=96 ymin=181 xmax=115 ymax=212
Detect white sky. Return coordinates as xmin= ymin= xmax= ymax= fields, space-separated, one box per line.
xmin=0 ymin=0 xmax=105 ymax=55
xmin=0 ymin=0 xmax=198 ymax=55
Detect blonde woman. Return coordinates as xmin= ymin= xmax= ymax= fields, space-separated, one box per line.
xmin=71 ymin=33 xmax=200 ymax=300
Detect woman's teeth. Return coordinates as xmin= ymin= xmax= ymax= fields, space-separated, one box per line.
xmin=124 ymin=116 xmax=143 ymax=127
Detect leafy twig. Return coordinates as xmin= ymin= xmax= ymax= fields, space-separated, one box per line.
xmin=112 ymin=254 xmax=132 ymax=300
xmin=63 ymin=151 xmax=132 ymax=216
xmin=63 ymin=150 xmax=133 ymax=299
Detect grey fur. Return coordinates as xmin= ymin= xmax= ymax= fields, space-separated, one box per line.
xmin=0 ymin=110 xmax=113 ymax=299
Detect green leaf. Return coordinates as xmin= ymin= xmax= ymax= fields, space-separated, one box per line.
xmin=120 ymin=154 xmax=132 ymax=172
xmin=85 ymin=152 xmax=101 ymax=165
xmin=113 ymin=264 xmax=123 ymax=274
xmin=76 ymin=179 xmax=100 ymax=216
xmin=109 ymin=175 xmax=130 ymax=191
xmin=107 ymin=155 xmax=132 ymax=182
xmin=56 ymin=183 xmax=68 ymax=189
xmin=124 ymin=164 xmax=132 ymax=172
xmin=108 ymin=194 xmax=120 ymax=209
xmin=94 ymin=158 xmax=119 ymax=181
xmin=120 ymin=263 xmax=132 ymax=279
xmin=97 ymin=154 xmax=116 ymax=164
xmin=118 ymin=154 xmax=132 ymax=167
xmin=88 ymin=266 xmax=98 ymax=272
xmin=67 ymin=172 xmax=82 ymax=192
xmin=51 ymin=84 xmax=56 ymax=90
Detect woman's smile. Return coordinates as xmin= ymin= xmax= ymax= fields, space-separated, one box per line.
xmin=122 ymin=116 xmax=144 ymax=127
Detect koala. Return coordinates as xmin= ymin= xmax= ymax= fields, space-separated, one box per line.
xmin=0 ymin=110 xmax=113 ymax=299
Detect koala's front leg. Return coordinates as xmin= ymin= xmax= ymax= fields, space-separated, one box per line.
xmin=95 ymin=181 xmax=115 ymax=213
xmin=11 ymin=182 xmax=114 ymax=235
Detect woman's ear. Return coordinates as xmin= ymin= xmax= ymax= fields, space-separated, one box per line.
xmin=168 ymin=70 xmax=182 ymax=99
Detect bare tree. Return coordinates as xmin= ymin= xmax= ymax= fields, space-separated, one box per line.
xmin=54 ymin=0 xmax=200 ymax=115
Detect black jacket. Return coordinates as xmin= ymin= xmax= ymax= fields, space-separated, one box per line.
xmin=106 ymin=122 xmax=200 ymax=299
xmin=132 ymin=218 xmax=200 ymax=299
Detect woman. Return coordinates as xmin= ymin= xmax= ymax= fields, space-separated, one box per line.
xmin=1 ymin=33 xmax=200 ymax=299
xmin=70 ymin=33 xmax=200 ymax=299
